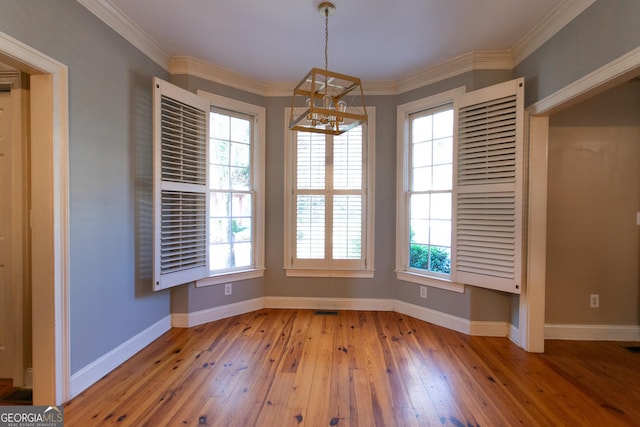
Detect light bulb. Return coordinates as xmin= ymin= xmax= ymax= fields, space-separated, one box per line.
xmin=306 ymin=98 xmax=313 ymax=122
xmin=323 ymin=94 xmax=333 ymax=110
xmin=337 ymin=100 xmax=346 ymax=123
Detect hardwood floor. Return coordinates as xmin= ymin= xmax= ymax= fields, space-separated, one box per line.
xmin=64 ymin=309 xmax=640 ymax=426
xmin=0 ymin=378 xmax=32 ymax=405
xmin=0 ymin=379 xmax=14 ymax=400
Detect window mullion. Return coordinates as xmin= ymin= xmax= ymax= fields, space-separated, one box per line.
xmin=326 ymin=134 xmax=334 ymax=263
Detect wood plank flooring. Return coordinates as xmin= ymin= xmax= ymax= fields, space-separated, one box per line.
xmin=0 ymin=379 xmax=33 ymax=405
xmin=0 ymin=379 xmax=14 ymax=398
xmin=64 ymin=309 xmax=640 ymax=426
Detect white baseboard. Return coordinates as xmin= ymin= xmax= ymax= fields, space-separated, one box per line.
xmin=394 ymin=300 xmax=511 ymax=338
xmin=172 ymin=297 xmax=265 ymax=328
xmin=470 ymin=320 xmax=511 ymax=337
xmin=545 ymin=324 xmax=640 ymax=341
xmin=394 ymin=300 xmax=471 ymax=334
xmin=69 ymin=315 xmax=171 ymax=399
xmin=264 ymin=296 xmax=395 ymax=311
xmin=23 ymin=367 xmax=33 ymax=389
xmin=176 ymin=296 xmax=501 ymax=337
xmin=509 ymin=324 xmax=521 ymax=346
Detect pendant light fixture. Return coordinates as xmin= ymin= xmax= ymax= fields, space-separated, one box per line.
xmin=289 ymin=2 xmax=367 ymax=135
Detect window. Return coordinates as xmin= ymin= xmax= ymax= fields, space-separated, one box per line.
xmin=153 ymin=78 xmax=265 ymax=291
xmin=408 ymin=105 xmax=454 ymax=277
xmin=208 ymin=108 xmax=254 ymax=272
xmin=396 ymin=79 xmax=524 ymax=294
xmin=284 ymin=108 xmax=375 ymax=277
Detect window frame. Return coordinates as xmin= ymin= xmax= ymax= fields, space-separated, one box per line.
xmin=407 ymin=104 xmax=455 ymax=276
xmin=195 ymin=90 xmax=266 ymax=287
xmin=283 ymin=107 xmax=376 ymax=278
xmin=396 ymin=88 xmax=466 ymax=293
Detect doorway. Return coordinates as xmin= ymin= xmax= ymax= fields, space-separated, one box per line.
xmin=0 ymin=66 xmax=31 ymax=397
xmin=545 ymin=80 xmax=640 ymax=333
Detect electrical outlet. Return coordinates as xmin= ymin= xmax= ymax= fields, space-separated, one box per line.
xmin=224 ymin=283 xmax=233 ymax=296
xmin=590 ymin=294 xmax=599 ymax=308
xmin=420 ymin=286 xmax=428 ymax=299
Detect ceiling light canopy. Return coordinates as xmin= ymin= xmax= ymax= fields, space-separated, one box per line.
xmin=289 ymin=2 xmax=367 ymax=136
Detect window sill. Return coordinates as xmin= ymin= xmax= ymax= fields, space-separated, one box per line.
xmin=196 ymin=268 xmax=266 ymax=287
xmin=285 ymin=268 xmax=375 ymax=279
xmin=395 ymin=270 xmax=465 ymax=293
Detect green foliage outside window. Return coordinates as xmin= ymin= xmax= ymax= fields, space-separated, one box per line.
xmin=409 ymin=244 xmax=451 ymax=274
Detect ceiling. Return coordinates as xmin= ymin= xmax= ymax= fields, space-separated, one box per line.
xmin=106 ymin=0 xmax=569 ymax=83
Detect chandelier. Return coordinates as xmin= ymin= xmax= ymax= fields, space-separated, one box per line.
xmin=289 ymin=2 xmax=367 ymax=136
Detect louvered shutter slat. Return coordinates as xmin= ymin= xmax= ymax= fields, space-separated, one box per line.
xmin=453 ymin=78 xmax=524 ymax=294
xmin=459 ymin=120 xmax=516 ymax=135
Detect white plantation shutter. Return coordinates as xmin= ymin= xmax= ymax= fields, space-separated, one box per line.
xmin=333 ymin=195 xmax=362 ymax=259
xmin=296 ymin=194 xmax=325 ymax=259
xmin=153 ymin=77 xmax=209 ymax=290
xmin=295 ymin=132 xmax=327 ymax=260
xmin=333 ymin=128 xmax=363 ymax=261
xmin=453 ymin=78 xmax=524 ymax=294
xmin=296 ymin=132 xmax=326 ymax=190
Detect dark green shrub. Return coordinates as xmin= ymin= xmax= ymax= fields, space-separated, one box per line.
xmin=409 ymin=244 xmax=451 ymax=274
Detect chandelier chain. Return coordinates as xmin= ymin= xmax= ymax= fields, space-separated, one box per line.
xmin=289 ymin=1 xmax=367 ymax=135
xmin=324 ymin=7 xmax=329 ymax=72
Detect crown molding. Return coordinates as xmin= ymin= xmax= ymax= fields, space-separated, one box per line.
xmin=396 ymin=50 xmax=513 ymax=95
xmin=264 ymin=78 xmax=398 ymax=97
xmin=170 ymin=56 xmax=269 ymax=96
xmin=76 ymin=0 xmax=170 ymax=70
xmin=171 ymin=56 xmax=401 ymax=97
xmin=266 ymin=50 xmax=513 ymax=96
xmin=512 ymin=0 xmax=596 ymax=66
xmin=172 ymin=52 xmax=513 ymax=97
xmin=361 ymin=80 xmax=400 ymax=96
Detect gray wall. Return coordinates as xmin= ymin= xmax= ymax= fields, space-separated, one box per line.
xmin=0 ymin=0 xmax=170 ymax=374
xmin=515 ymin=0 xmax=640 ymax=106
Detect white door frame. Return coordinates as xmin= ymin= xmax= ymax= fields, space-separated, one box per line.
xmin=518 ymin=46 xmax=640 ymax=352
xmin=0 ymin=31 xmax=69 ymax=405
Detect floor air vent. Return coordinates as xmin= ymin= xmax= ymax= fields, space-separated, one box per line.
xmin=624 ymin=346 xmax=640 ymax=353
xmin=315 ymin=310 xmax=338 ymax=316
